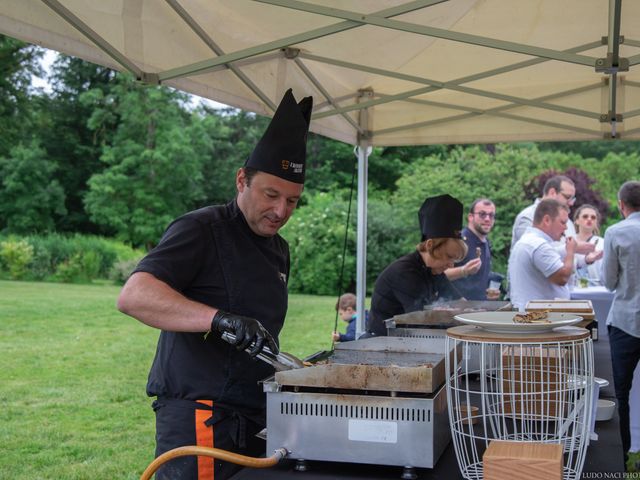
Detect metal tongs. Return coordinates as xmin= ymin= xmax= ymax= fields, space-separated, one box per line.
xmin=221 ymin=331 xmax=306 ymax=371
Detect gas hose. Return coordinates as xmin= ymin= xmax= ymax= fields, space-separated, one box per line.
xmin=140 ymin=446 xmax=288 ymax=480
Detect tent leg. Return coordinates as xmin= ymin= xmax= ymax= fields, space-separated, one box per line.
xmin=355 ymin=141 xmax=370 ymax=339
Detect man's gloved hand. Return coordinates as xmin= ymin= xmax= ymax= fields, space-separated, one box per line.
xmin=211 ymin=310 xmax=279 ymax=358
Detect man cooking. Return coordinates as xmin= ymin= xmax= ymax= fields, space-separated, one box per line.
xmin=445 ymin=198 xmax=498 ymax=300
xmin=366 ymin=194 xmax=467 ymax=336
xmin=117 ymin=89 xmax=312 ymax=480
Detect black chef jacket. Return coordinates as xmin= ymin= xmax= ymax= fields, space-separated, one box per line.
xmin=134 ymin=200 xmax=290 ymax=412
xmin=367 ymin=250 xmax=461 ymax=336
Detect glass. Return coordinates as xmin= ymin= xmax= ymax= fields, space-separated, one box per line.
xmin=473 ymin=211 xmax=495 ymax=220
xmin=560 ymin=191 xmax=576 ymax=203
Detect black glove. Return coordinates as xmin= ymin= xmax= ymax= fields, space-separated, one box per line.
xmin=211 ymin=310 xmax=279 ymax=358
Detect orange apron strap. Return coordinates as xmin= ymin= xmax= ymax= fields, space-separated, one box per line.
xmin=195 ymin=400 xmax=215 ymax=480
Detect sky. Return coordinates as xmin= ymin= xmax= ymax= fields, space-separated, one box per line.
xmin=32 ymin=47 xmax=227 ymax=109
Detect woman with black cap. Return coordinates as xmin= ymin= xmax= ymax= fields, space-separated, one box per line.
xmin=367 ymin=194 xmax=468 ymax=336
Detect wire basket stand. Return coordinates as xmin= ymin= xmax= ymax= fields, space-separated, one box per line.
xmin=445 ymin=326 xmax=593 ymax=480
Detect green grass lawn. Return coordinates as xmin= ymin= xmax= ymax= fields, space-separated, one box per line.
xmin=0 ymin=280 xmax=340 ymax=479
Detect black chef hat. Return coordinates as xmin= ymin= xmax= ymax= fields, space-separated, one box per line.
xmin=418 ymin=194 xmax=463 ymax=241
xmin=245 ymin=88 xmax=313 ymax=184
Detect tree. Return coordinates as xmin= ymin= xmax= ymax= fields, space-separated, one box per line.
xmin=524 ymin=167 xmax=611 ymax=224
xmin=537 ymin=140 xmax=640 ymax=161
xmin=389 ymin=144 xmax=560 ymax=273
xmin=36 ymin=55 xmax=117 ymax=233
xmin=198 ymin=107 xmax=269 ymax=205
xmin=0 ymin=141 xmax=66 ymax=233
xmin=84 ymin=75 xmax=209 ymax=247
xmin=282 ymin=191 xmax=356 ymax=295
xmin=0 ymin=35 xmax=43 ymax=157
xmin=281 ymin=190 xmax=415 ymax=295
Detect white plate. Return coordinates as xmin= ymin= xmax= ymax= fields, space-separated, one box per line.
xmin=454 ymin=311 xmax=583 ymax=333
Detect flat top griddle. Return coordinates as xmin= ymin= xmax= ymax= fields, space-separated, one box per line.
xmin=386 ymin=300 xmax=512 ymax=329
xmin=273 ymin=337 xmax=453 ymax=394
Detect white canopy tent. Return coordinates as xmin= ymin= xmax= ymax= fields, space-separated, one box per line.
xmin=1 ymin=0 xmax=639 ymax=333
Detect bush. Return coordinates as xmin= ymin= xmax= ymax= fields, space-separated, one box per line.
xmin=282 ymin=191 xmax=356 ymax=295
xmin=0 ymin=233 xmax=144 ymax=283
xmin=0 ymin=238 xmax=34 ymax=279
xmin=281 ymin=191 xmax=414 ymax=295
xmin=109 ymin=258 xmax=142 ymax=284
xmin=54 ymin=251 xmax=102 ymax=283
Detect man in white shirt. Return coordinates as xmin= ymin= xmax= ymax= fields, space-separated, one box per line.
xmin=602 ymin=180 xmax=640 ymax=469
xmin=508 ymin=199 xmax=576 ymax=310
xmin=509 ymin=175 xmax=599 ymax=297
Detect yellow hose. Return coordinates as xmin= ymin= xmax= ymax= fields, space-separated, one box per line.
xmin=140 ymin=446 xmax=287 ymax=480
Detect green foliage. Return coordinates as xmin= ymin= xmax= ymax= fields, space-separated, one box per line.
xmin=579 ymin=152 xmax=640 ymax=229
xmin=198 ymin=108 xmax=268 ymax=204
xmin=0 ymin=35 xmax=43 ymax=158
xmin=2 ymin=42 xmax=640 ymax=295
xmin=304 ymin=135 xmax=359 ymax=192
xmin=537 ymin=139 xmax=640 ymax=161
xmin=37 ymin=55 xmax=116 ymax=233
xmin=374 ymin=144 xmax=451 ymax=192
xmin=282 ymin=192 xmax=416 ymax=295
xmin=390 ymin=144 xmax=560 ymax=273
xmin=282 ymin=192 xmax=356 ymax=295
xmin=84 ymin=76 xmax=209 ymax=247
xmin=0 ymin=141 xmax=67 ymax=234
xmin=109 ymin=258 xmax=142 ymax=285
xmin=54 ymin=251 xmax=101 ymax=283
xmin=0 ymin=233 xmax=142 ymax=282
xmin=0 ymin=238 xmax=34 ymax=279
xmin=525 ymin=166 xmax=612 ymax=223
xmin=365 ymin=198 xmax=416 ymax=287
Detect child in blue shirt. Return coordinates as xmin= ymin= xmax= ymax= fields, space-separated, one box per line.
xmin=331 ymin=293 xmax=357 ymax=342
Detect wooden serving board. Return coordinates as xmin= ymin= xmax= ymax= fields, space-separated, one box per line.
xmin=483 ymin=441 xmax=563 ymax=480
xmin=525 ymin=299 xmax=594 ymax=320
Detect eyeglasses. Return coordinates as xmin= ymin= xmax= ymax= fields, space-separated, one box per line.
xmin=559 ymin=192 xmax=576 ymax=203
xmin=580 ymin=214 xmax=597 ymax=220
xmin=473 ymin=211 xmax=495 ymax=220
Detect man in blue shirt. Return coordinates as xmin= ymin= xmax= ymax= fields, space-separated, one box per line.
xmin=602 ymin=180 xmax=640 ymax=470
xmin=446 ymin=198 xmax=498 ymax=300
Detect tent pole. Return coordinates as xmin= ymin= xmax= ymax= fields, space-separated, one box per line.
xmin=355 ymin=139 xmax=370 ymax=339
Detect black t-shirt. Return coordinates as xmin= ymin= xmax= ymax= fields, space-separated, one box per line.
xmin=367 ymin=250 xmax=461 ymax=336
xmin=134 ymin=200 xmax=290 ymax=412
xmin=452 ymin=227 xmax=492 ymax=300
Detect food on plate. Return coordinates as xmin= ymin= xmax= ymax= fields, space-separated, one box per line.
xmin=513 ymin=310 xmax=551 ymax=324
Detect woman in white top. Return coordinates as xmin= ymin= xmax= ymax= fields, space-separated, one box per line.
xmin=574 ymin=204 xmax=604 ymax=285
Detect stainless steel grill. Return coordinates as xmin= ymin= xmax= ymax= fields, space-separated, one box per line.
xmin=264 ymin=337 xmax=455 ymax=470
